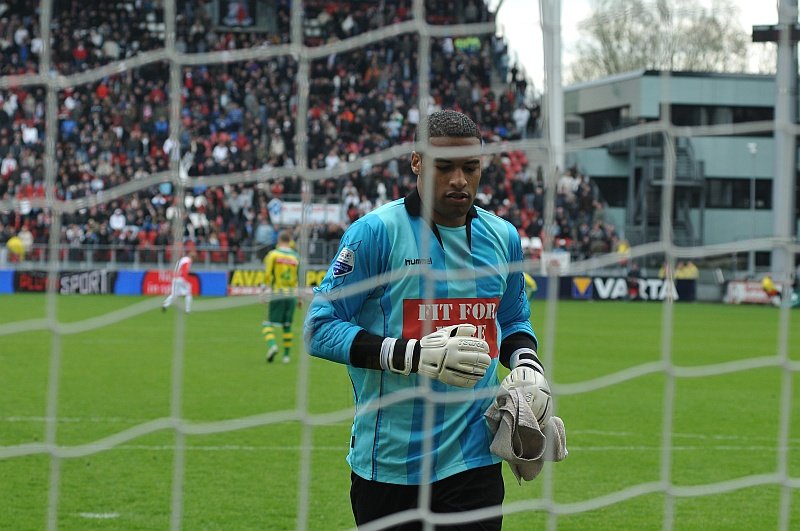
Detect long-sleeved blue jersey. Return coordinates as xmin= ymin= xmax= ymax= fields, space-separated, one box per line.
xmin=304 ymin=191 xmax=537 ymax=485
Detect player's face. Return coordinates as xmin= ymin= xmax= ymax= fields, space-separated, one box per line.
xmin=412 ymin=136 xmax=482 ymax=227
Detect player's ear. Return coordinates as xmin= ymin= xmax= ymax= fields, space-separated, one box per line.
xmin=411 ymin=151 xmax=421 ymax=176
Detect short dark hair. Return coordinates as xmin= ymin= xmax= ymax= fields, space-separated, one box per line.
xmin=415 ymin=110 xmax=482 ymax=143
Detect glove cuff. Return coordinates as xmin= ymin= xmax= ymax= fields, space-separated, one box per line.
xmin=380 ymin=337 xmax=418 ymax=376
xmin=379 ymin=337 xmax=398 ymax=372
xmin=510 ymin=348 xmax=544 ymax=374
xmin=402 ymin=339 xmax=417 ymax=376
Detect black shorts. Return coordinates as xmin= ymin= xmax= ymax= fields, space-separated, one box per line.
xmin=350 ymin=463 xmax=504 ymax=530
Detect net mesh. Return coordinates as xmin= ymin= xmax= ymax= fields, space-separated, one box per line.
xmin=0 ymin=0 xmax=798 ymax=530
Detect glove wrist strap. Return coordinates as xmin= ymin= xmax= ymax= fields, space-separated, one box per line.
xmin=381 ymin=338 xmax=418 ymax=376
xmin=402 ymin=339 xmax=417 ymax=376
xmin=379 ymin=338 xmax=398 ymax=372
xmin=511 ymin=348 xmax=544 ymax=374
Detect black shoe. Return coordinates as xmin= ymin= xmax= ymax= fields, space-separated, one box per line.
xmin=266 ymin=346 xmax=278 ymax=363
xmin=162 ymin=306 xmax=167 ymax=313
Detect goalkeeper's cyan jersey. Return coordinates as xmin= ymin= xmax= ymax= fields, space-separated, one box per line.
xmin=305 ymin=191 xmax=537 ymax=485
xmin=263 ymin=245 xmax=299 ymax=292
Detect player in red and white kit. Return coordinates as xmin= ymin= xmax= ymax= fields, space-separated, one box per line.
xmin=162 ymin=251 xmax=195 ymax=313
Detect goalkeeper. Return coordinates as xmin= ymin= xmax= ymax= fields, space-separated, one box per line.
xmin=305 ymin=110 xmax=557 ymax=530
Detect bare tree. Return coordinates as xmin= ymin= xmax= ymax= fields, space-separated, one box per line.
xmin=570 ymin=0 xmax=750 ymax=83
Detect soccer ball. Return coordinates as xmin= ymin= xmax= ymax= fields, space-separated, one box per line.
xmin=501 ymin=367 xmax=552 ymax=427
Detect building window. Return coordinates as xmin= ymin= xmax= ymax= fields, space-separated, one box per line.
xmin=754 ymin=179 xmax=772 ymax=209
xmin=671 ymin=105 xmax=773 ymax=126
xmin=594 ymin=177 xmax=627 ymax=208
xmin=705 ymin=178 xmax=772 ymax=209
xmin=706 ymin=178 xmax=750 ymax=208
xmin=796 ymin=179 xmax=800 ymax=216
xmin=755 ymin=251 xmax=771 ymax=267
xmin=581 ymin=107 xmax=627 ymax=138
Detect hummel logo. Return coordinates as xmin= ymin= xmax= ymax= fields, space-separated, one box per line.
xmin=404 ymin=257 xmax=433 ymax=266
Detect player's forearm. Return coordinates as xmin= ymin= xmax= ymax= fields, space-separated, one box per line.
xmin=349 ymin=326 xmax=491 ymax=388
xmin=349 ymin=330 xmax=540 ymax=372
xmin=303 ymin=298 xmax=363 ymax=365
xmin=349 ymin=331 xmax=420 ymax=372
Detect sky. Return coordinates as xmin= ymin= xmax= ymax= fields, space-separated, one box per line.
xmin=491 ymin=0 xmax=779 ymax=92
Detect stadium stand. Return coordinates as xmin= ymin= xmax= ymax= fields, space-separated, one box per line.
xmin=0 ymin=0 xmax=620 ymax=268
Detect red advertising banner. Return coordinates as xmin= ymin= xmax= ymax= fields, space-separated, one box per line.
xmin=142 ymin=270 xmax=200 ymax=296
xmin=402 ymin=297 xmax=500 ymax=358
xmin=724 ymin=280 xmax=772 ymax=305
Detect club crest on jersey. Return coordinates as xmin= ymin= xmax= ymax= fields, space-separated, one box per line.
xmin=333 ymin=248 xmax=356 ymax=277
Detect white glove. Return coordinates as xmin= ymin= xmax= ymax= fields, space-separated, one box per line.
xmin=501 ymin=366 xmax=552 ymax=427
xmin=417 ymin=324 xmax=491 ymax=388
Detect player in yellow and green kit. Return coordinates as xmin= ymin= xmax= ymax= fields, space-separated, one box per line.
xmin=262 ymin=230 xmax=300 ymax=363
xmin=523 ymin=271 xmax=538 ymax=302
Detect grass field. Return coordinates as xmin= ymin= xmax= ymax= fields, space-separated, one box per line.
xmin=1 ymin=294 xmax=799 ymax=530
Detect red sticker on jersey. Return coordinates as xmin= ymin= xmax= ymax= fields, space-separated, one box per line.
xmin=402 ymin=297 xmax=500 ymax=358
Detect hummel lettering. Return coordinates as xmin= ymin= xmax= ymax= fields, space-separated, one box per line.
xmin=404 ymin=257 xmax=433 ymax=266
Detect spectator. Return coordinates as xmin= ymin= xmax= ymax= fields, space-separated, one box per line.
xmin=762 ymin=274 xmax=781 ymax=306
xmin=5 ymin=233 xmax=24 ymax=262
xmin=676 ymin=260 xmax=700 ymax=280
xmin=512 ymin=103 xmax=530 ymax=139
xmin=109 ymin=208 xmax=127 ymax=232
xmin=659 ymin=261 xmax=673 ymax=279
xmin=253 ymin=213 xmax=276 ymax=259
xmin=626 ymin=262 xmax=643 ymax=300
xmin=17 ymin=224 xmax=33 ymax=255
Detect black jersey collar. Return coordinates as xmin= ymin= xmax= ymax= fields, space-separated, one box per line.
xmin=403 ymin=189 xmax=477 ymax=249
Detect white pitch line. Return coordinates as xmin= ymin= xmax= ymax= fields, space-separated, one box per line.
xmin=568 ymin=445 xmax=795 ymax=452
xmin=35 ymin=443 xmax=796 ymax=453
xmin=4 ymin=416 xmax=148 ymax=424
xmin=2 ymin=416 xmax=353 ymax=426
xmin=84 ymin=444 xmax=348 ymax=452
xmin=55 ymin=444 xmax=352 ymax=453
xmin=78 ymin=512 xmax=119 ymax=519
xmin=3 ymin=418 xmax=796 ymax=441
xmin=3 ymin=419 xmax=799 ymax=449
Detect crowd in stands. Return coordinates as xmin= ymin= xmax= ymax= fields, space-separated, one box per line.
xmin=0 ymin=0 xmax=620 ymax=267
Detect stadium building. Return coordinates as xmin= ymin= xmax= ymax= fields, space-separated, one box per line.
xmin=563 ymin=69 xmax=797 ymax=275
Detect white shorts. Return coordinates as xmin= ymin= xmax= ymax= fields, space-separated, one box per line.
xmin=171 ymin=278 xmax=191 ymax=296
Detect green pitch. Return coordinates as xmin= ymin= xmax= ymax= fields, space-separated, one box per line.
xmin=1 ymin=295 xmax=799 ymax=530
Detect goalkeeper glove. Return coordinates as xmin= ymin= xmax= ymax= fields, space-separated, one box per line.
xmin=380 ymin=324 xmax=491 ymax=388
xmin=500 ymin=349 xmax=552 ymax=427
xmin=418 ymin=324 xmax=491 ymax=387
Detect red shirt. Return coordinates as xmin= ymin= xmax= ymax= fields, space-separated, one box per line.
xmin=175 ymin=256 xmax=192 ymax=281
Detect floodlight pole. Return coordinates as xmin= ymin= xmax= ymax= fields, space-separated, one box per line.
xmin=753 ymin=0 xmax=799 ymax=285
xmin=541 ymin=0 xmax=564 ymax=175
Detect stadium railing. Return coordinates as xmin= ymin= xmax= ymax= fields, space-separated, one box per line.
xmin=0 ymin=240 xmax=344 ymax=271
